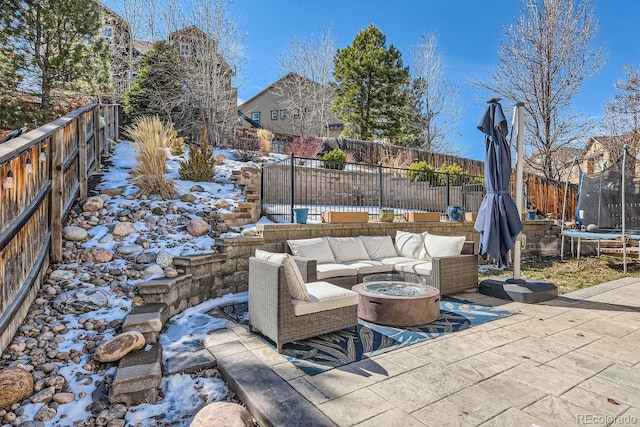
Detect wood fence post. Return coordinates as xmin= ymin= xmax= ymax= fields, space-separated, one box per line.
xmin=94 ymin=106 xmax=100 ymax=172
xmin=78 ymin=113 xmax=88 ymax=199
xmin=50 ymin=129 xmax=64 ymax=263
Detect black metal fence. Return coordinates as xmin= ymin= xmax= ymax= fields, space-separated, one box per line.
xmin=261 ymin=154 xmax=490 ymax=223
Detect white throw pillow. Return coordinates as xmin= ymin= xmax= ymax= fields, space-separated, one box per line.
xmin=327 ymin=237 xmax=371 ymax=262
xmin=254 ymin=249 xmax=287 ymax=265
xmin=287 ymin=237 xmax=336 ymax=264
xmin=421 ymin=233 xmax=466 ymax=260
xmin=283 ymin=254 xmax=310 ymax=301
xmin=394 ymin=231 xmax=424 ymax=259
xmin=360 ymin=235 xmax=398 ymax=259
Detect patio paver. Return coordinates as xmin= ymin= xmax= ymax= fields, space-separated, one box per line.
xmin=205 ymin=277 xmax=640 ymax=426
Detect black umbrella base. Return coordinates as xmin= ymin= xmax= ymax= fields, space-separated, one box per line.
xmin=479 ymin=278 xmax=558 ymax=303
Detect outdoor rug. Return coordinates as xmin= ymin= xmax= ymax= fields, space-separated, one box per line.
xmin=219 ymin=297 xmax=514 ymax=375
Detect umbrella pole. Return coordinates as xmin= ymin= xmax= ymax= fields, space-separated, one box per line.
xmin=512 ymin=102 xmax=525 ymax=281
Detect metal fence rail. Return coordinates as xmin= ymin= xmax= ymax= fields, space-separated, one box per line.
xmin=261 ymin=154 xmax=487 ymax=223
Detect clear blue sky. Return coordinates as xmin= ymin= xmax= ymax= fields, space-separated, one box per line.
xmin=230 ymin=0 xmax=640 ymax=160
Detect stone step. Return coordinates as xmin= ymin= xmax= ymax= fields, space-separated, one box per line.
xmin=137 ymin=274 xmax=193 ymax=317
xmin=164 ymin=349 xmax=217 ymax=375
xmin=236 ymin=202 xmax=257 ymax=210
xmin=111 ymin=343 xmax=163 ymax=406
xmin=122 ymin=303 xmax=169 ymax=343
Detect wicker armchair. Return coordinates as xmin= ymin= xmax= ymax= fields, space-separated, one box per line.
xmin=248 ymin=257 xmax=359 ymax=353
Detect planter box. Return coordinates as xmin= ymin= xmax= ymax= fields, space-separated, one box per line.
xmin=465 ymin=212 xmax=478 ymax=222
xmin=321 ymin=211 xmax=368 ymax=223
xmin=403 ymin=212 xmax=440 ymax=222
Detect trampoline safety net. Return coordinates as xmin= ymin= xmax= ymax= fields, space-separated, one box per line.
xmin=576 ymin=152 xmax=640 ymax=231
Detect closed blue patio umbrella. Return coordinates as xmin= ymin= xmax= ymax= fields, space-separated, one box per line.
xmin=474 ymin=99 xmax=522 ymax=267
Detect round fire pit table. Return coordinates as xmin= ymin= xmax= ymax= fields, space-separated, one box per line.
xmin=352 ymin=275 xmax=440 ymax=327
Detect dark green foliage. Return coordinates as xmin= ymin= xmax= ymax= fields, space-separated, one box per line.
xmin=332 ymin=25 xmax=415 ymax=143
xmin=179 ymin=129 xmax=216 ymax=182
xmin=124 ymin=41 xmax=198 ymax=139
xmin=406 ymin=161 xmax=436 ymax=182
xmin=322 ymin=148 xmax=347 ymax=170
xmin=1 ymin=0 xmax=109 ymax=123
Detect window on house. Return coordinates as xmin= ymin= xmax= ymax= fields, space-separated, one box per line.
xmin=103 ymin=26 xmax=113 ymax=38
xmin=293 ymin=109 xmax=300 ymax=118
xmin=280 ymin=110 xmax=287 ymax=119
xmin=252 ymin=112 xmax=261 ymax=125
xmin=305 ymin=107 xmax=313 ymax=115
xmin=198 ymin=47 xmax=207 ymax=57
xmin=271 ymin=110 xmax=278 ymax=120
xmin=180 ymin=44 xmax=190 ymax=56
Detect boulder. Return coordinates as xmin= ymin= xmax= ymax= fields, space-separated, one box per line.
xmin=52 ymin=288 xmax=110 ymax=314
xmin=81 ymin=248 xmax=114 ymax=263
xmin=62 ymin=226 xmax=88 ymax=241
xmin=93 ymin=331 xmax=145 ymax=363
xmin=143 ymin=264 xmax=164 ymax=276
xmin=112 ymin=221 xmax=137 ymax=237
xmin=136 ymin=252 xmax=157 ymax=264
xmin=0 ymin=367 xmax=33 ymax=409
xmin=156 ymin=251 xmax=174 ymax=268
xmin=101 ymin=188 xmax=123 ymax=197
xmin=181 ymin=194 xmax=197 ymax=203
xmin=187 ymin=219 xmax=209 ymax=236
xmin=82 ymin=196 xmax=104 ymax=212
xmin=117 ymin=244 xmax=143 ymax=255
xmin=190 ymin=402 xmax=253 ymax=427
xmin=49 ymin=270 xmax=75 ymax=281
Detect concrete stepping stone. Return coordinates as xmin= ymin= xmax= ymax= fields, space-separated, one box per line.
xmin=122 ymin=303 xmax=169 ymax=343
xmin=164 ymin=349 xmax=217 ymax=375
xmin=111 ymin=343 xmax=162 ymax=406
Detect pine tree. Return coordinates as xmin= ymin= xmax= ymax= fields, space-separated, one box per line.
xmin=124 ymin=41 xmax=198 ymax=139
xmin=332 ymin=24 xmax=414 ymax=143
xmin=1 ymin=0 xmax=109 ymax=123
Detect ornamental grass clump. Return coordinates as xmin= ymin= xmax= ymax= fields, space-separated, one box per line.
xmin=179 ymin=128 xmax=216 ymax=182
xmin=125 ymin=115 xmax=176 ymax=199
xmin=257 ymin=129 xmax=273 ymax=156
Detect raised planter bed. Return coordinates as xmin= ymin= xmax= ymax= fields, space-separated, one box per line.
xmin=321 ymin=211 xmax=369 ymax=223
xmin=403 ymin=212 xmax=440 ymax=222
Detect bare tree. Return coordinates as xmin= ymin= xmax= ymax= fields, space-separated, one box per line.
xmin=411 ymin=33 xmax=462 ymax=154
xmin=473 ymin=0 xmax=606 ymax=180
xmin=274 ymin=28 xmax=337 ymax=137
xmin=599 ymin=65 xmax=640 ymax=157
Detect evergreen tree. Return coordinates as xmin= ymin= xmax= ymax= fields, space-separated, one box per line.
xmin=1 ymin=0 xmax=109 ymax=123
xmin=124 ymin=41 xmax=198 ymax=139
xmin=332 ymin=24 xmax=414 ymax=142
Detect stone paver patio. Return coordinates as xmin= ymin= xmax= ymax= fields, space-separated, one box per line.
xmin=206 ymin=277 xmax=640 ymax=426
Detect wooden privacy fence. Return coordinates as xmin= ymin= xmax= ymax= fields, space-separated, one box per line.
xmin=0 ymin=103 xmax=118 ymax=353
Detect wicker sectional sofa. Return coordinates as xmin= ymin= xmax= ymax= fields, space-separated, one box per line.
xmin=286 ymin=231 xmax=479 ymax=295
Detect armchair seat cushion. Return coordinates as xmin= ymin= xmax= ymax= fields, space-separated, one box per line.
xmin=376 ymin=256 xmax=418 ymax=265
xmin=317 ymin=263 xmax=359 ymax=279
xmin=292 ymin=281 xmax=359 ymax=316
xmin=343 ymin=260 xmax=394 ymax=275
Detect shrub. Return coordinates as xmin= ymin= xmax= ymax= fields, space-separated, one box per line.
xmin=438 ymin=162 xmax=469 ymax=186
xmin=256 ymin=129 xmax=273 ymax=156
xmin=406 ymin=161 xmax=436 ymax=182
xmin=169 ymin=128 xmax=185 ymax=156
xmin=229 ymin=134 xmax=260 ymax=161
xmin=179 ymin=128 xmax=216 ymax=182
xmin=322 ymin=148 xmax=347 ymax=170
xmin=125 ymin=115 xmax=175 ymax=199
xmin=285 ymin=136 xmax=324 ymax=158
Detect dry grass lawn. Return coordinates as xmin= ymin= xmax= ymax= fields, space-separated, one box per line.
xmin=480 ymin=254 xmax=640 ymax=294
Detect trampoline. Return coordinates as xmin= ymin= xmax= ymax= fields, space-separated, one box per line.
xmin=560 ymin=146 xmax=640 ymax=271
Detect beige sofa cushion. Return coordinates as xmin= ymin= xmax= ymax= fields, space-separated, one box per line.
xmin=283 ymin=254 xmax=310 ymax=301
xmin=288 ymin=237 xmax=336 ymax=264
xmin=420 ymin=233 xmax=466 ymax=260
xmin=292 ymin=281 xmax=359 ymax=316
xmin=327 ymin=237 xmax=371 ymax=263
xmin=394 ymin=260 xmax=433 ymax=276
xmin=316 ymin=263 xmax=359 ymax=280
xmin=394 ymin=231 xmax=424 ymax=259
xmin=343 ymin=260 xmax=394 ymax=275
xmin=254 ymin=249 xmax=287 ymax=265
xmin=360 ymin=235 xmax=398 ymax=259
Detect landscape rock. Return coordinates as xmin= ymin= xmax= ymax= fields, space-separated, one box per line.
xmin=81 ymin=248 xmax=114 ymax=263
xmin=117 ymin=244 xmax=143 ymax=255
xmin=143 ymin=264 xmax=164 ymax=276
xmin=135 ymin=252 xmax=157 ymax=264
xmin=181 ymin=194 xmax=197 ymax=203
xmin=52 ymin=288 xmax=110 ymax=314
xmin=48 ymin=270 xmax=75 ymax=282
xmin=0 ymin=367 xmax=33 ymax=409
xmin=62 ymin=226 xmax=88 ymax=241
xmin=190 ymin=402 xmax=253 ymax=427
xmin=30 ymin=386 xmax=55 ymax=403
xmin=34 ymin=405 xmax=57 ymax=422
xmin=101 ymin=188 xmax=123 ymax=197
xmin=112 ymin=222 xmax=137 ymax=237
xmin=187 ymin=219 xmax=209 ymax=236
xmin=82 ymin=196 xmax=105 ymax=212
xmin=214 ymin=199 xmax=229 ymax=209
xmin=52 ymin=392 xmax=75 ymax=404
xmin=155 ymin=251 xmax=173 ymax=268
xmin=190 ymin=185 xmax=205 ymax=192
xmin=93 ymin=331 xmax=145 ymax=363
xmin=98 ymin=233 xmax=114 ymax=244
